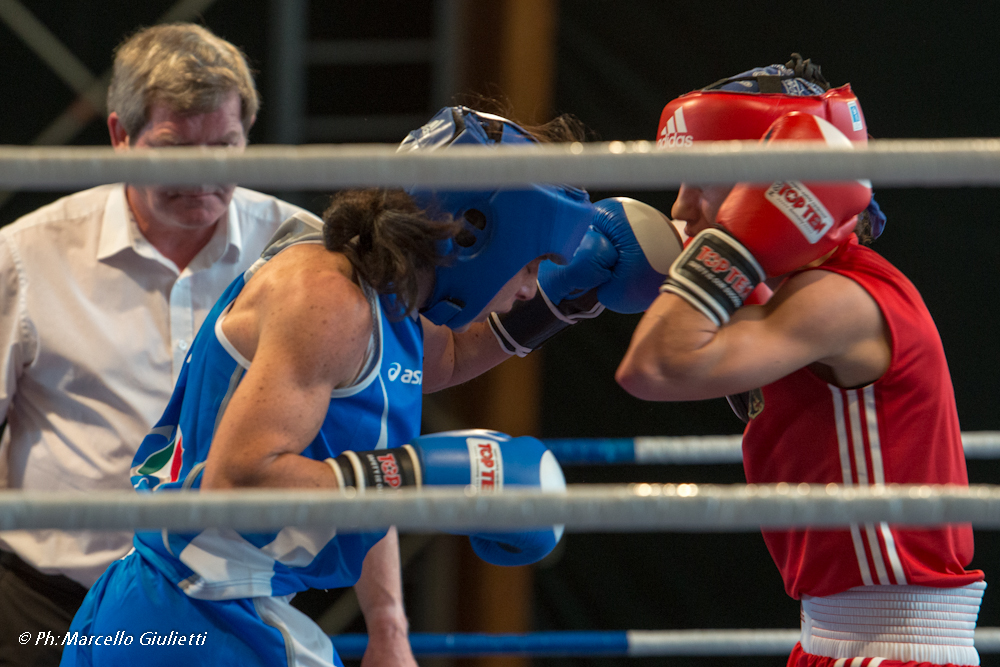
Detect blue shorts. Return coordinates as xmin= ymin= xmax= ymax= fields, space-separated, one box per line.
xmin=60 ymin=549 xmax=344 ymax=667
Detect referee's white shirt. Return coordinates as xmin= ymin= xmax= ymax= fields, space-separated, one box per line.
xmin=0 ymin=183 xmax=304 ymax=587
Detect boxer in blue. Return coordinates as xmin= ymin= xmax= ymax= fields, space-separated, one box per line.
xmin=61 ymin=107 xmax=684 ymax=667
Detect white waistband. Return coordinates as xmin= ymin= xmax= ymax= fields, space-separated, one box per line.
xmin=801 ymin=582 xmax=987 ymax=666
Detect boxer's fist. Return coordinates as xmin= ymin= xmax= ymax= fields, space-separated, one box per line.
xmin=490 ymin=198 xmax=684 ymax=356
xmin=413 ymin=430 xmax=566 ymax=566
xmin=662 ymin=113 xmax=871 ymax=326
xmin=538 ymin=226 xmax=617 ymax=306
xmin=326 ymin=430 xmax=566 ymax=566
xmin=538 ymin=197 xmax=685 ymax=313
xmin=589 ymin=197 xmax=686 ymax=313
xmin=718 ymin=113 xmax=871 ymax=277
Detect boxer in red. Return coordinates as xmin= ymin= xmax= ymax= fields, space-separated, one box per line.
xmin=617 ymin=55 xmax=986 ymax=667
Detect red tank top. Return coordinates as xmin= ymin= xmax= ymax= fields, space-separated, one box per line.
xmin=742 ymin=236 xmax=983 ymax=599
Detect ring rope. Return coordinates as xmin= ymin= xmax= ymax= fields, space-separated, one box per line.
xmin=544 ymin=431 xmax=1000 ymax=465
xmin=330 ymin=628 xmax=1000 ymax=658
xmin=3 ymin=140 xmax=1000 ymax=189
xmin=3 ymin=483 xmax=1000 ymax=532
xmin=6 ymin=134 xmax=997 ymax=663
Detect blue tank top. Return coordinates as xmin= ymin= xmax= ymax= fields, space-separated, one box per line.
xmin=128 ymin=213 xmax=424 ymax=600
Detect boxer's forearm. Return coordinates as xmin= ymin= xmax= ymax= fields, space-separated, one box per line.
xmin=355 ymin=528 xmax=415 ymax=666
xmin=616 ymin=291 xmax=720 ymax=400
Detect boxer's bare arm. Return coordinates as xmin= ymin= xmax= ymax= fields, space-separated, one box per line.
xmin=202 ymin=247 xmax=372 ymax=490
xmin=617 ymin=269 xmax=891 ymax=401
xmin=354 ymin=528 xmax=418 ymax=667
xmin=420 ymin=317 xmax=511 ymax=393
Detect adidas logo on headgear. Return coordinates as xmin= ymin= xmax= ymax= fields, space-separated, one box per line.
xmin=658 ymin=107 xmax=693 ymax=148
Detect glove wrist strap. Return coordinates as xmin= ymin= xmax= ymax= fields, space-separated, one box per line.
xmin=662 ymin=228 xmax=765 ymax=326
xmin=325 ymin=444 xmax=421 ymax=492
xmin=488 ymin=285 xmax=604 ymax=357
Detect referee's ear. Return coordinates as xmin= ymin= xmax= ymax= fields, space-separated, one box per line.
xmin=108 ymin=112 xmax=131 ymax=150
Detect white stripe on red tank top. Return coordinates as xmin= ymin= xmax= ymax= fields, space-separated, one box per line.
xmin=829 ymin=385 xmax=907 ymax=587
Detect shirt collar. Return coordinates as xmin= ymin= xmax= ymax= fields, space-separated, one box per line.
xmin=187 ymin=198 xmax=242 ymax=272
xmin=96 ymin=185 xmax=245 ymax=269
xmin=96 ymin=184 xmax=133 ymax=261
xmin=224 ymin=193 xmax=244 ymax=257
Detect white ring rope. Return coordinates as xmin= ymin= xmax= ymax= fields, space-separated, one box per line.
xmin=3 ymin=139 xmax=1000 ymax=189
xmin=5 ymin=138 xmax=997 ymax=662
xmin=3 ymin=483 xmax=1000 ymax=532
xmin=630 ymin=629 xmax=798 ymax=657
xmin=635 ymin=434 xmax=743 ymax=463
xmin=624 ymin=628 xmax=1000 ymax=657
xmin=547 ymin=431 xmax=1000 ymax=465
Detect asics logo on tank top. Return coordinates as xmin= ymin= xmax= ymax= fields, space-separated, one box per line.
xmin=387 ymin=362 xmax=422 ymax=385
xmin=765 ymin=182 xmax=834 ymax=243
xmin=657 ymin=107 xmax=693 ymax=147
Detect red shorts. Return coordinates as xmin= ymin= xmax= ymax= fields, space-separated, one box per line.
xmin=788 ymin=643 xmax=977 ymax=667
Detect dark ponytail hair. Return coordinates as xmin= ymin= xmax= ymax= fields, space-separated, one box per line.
xmin=322 ymin=188 xmax=463 ymax=319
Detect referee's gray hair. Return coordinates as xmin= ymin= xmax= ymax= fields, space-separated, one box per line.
xmin=107 ymin=23 xmax=259 ymax=138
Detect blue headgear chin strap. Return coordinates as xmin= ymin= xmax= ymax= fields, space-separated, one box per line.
xmin=399 ymin=107 xmax=594 ymax=329
xmin=713 ymin=56 xmax=887 ymax=239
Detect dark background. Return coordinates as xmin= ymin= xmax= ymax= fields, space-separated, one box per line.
xmin=1 ymin=1 xmax=998 ymax=666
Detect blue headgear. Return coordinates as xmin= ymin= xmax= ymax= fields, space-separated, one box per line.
xmin=399 ymin=106 xmax=594 ymax=328
xmin=708 ymin=55 xmax=887 ymax=239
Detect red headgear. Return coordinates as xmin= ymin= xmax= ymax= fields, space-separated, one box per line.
xmin=658 ymin=55 xmax=887 ymax=239
xmin=657 ymin=85 xmax=867 ymax=147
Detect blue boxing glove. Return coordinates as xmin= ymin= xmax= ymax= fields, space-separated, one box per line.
xmin=537 ymin=226 xmax=618 ymax=308
xmin=489 ymin=197 xmax=685 ymax=356
xmin=414 ymin=430 xmax=566 ymax=566
xmin=325 ymin=429 xmax=565 ymax=566
xmin=590 ymin=198 xmax=686 ymax=313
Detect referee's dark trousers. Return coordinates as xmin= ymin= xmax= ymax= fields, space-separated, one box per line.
xmin=0 ymin=550 xmax=89 ymax=667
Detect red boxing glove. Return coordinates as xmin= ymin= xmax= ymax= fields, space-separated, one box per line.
xmin=717 ymin=112 xmax=871 ymax=276
xmin=662 ymin=112 xmax=871 ymax=325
